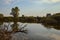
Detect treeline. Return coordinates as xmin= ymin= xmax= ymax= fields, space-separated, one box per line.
xmin=0 ymin=15 xmax=41 ymax=23
xmin=41 ymin=13 xmax=60 ymax=26
xmin=3 ymin=16 xmax=41 ymax=23
xmin=40 ymin=13 xmax=60 ymax=30
xmin=0 ymin=13 xmax=60 ymax=25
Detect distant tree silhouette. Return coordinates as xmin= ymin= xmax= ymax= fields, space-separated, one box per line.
xmin=46 ymin=13 xmax=51 ymax=17
xmin=22 ymin=15 xmax=24 ymax=18
xmin=0 ymin=14 xmax=3 ymax=25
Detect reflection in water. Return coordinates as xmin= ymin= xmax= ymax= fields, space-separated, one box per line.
xmin=42 ymin=24 xmax=60 ymax=40
xmin=50 ymin=34 xmax=60 ymax=40
xmin=0 ymin=23 xmax=60 ymax=40
xmin=0 ymin=22 xmax=28 ymax=40
xmin=42 ymin=23 xmax=60 ymax=30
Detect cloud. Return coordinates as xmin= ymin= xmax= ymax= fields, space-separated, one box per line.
xmin=50 ymin=0 xmax=60 ymax=3
xmin=2 ymin=0 xmax=60 ymax=4
xmin=32 ymin=0 xmax=60 ymax=4
xmin=3 ymin=0 xmax=14 ymax=4
xmin=2 ymin=0 xmax=23 ymax=4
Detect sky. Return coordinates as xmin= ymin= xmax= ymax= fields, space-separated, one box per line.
xmin=0 ymin=0 xmax=60 ymax=17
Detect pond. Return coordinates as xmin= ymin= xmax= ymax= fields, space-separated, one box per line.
xmin=0 ymin=22 xmax=60 ymax=40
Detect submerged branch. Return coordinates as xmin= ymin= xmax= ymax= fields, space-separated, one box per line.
xmin=20 ymin=24 xmax=27 ymax=30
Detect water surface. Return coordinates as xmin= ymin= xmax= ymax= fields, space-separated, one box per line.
xmin=1 ymin=23 xmax=60 ymax=40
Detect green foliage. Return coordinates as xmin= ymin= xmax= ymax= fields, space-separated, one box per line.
xmin=0 ymin=14 xmax=4 ymax=24
xmin=0 ymin=14 xmax=3 ymax=17
xmin=41 ymin=13 xmax=60 ymax=30
xmin=41 ymin=13 xmax=60 ymax=26
xmin=11 ymin=7 xmax=20 ymax=17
